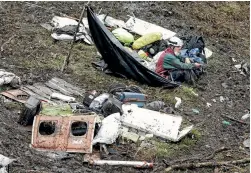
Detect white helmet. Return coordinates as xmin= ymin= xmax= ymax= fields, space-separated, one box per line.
xmin=168 ymin=36 xmax=184 ymax=47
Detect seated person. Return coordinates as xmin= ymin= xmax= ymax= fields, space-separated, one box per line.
xmin=155 ymin=36 xmax=202 ymax=84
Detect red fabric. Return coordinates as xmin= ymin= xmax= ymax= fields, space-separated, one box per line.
xmin=155 ymin=47 xmax=174 ymax=77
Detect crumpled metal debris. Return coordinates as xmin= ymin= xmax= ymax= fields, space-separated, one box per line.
xmin=206 ymin=102 xmax=212 ymax=107
xmin=92 ymin=113 xmax=121 ymax=145
xmin=243 ymin=138 xmax=250 ymax=148
xmin=0 ymin=154 xmax=15 ymax=167
xmin=0 ymin=69 xmax=21 ymax=88
xmin=98 ymin=14 xmax=126 ymax=28
xmin=0 ymin=154 xmax=15 ymax=173
xmin=174 ymin=97 xmax=182 ymax=108
xmin=241 ymin=113 xmax=250 ymax=120
xmin=232 ymin=58 xmax=237 ymax=62
xmin=145 ymin=101 xmax=165 ymax=111
xmin=220 ymin=96 xmax=224 ymax=102
xmin=234 ymin=62 xmax=250 ymax=76
xmin=31 ymin=115 xmax=96 ymax=153
xmin=89 ymin=93 xmax=110 ymax=111
xmin=43 ymin=16 xmax=93 ymax=44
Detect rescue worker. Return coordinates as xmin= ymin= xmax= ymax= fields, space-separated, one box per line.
xmin=155 ymin=36 xmax=202 ymax=84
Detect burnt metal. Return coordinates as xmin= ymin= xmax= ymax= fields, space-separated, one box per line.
xmin=31 ymin=115 xmax=96 ymax=153
xmin=1 ymin=89 xmax=29 ymax=103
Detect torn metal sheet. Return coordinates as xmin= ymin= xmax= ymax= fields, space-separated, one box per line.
xmin=33 ymin=83 xmax=55 ymax=96
xmin=0 ymin=69 xmax=21 ymax=88
xmin=31 ymin=114 xmax=96 ymax=153
xmin=0 ymin=89 xmax=29 ymax=103
xmin=0 ymin=154 xmax=15 ymax=173
xmin=0 ymin=154 xmax=15 ymax=167
xmin=45 ymin=77 xmax=84 ymax=97
xmin=92 ymin=113 xmax=121 ymax=145
xmin=52 ymin=77 xmax=85 ymax=95
xmin=51 ymin=16 xmax=78 ymax=28
xmin=20 ymin=86 xmax=56 ymax=105
xmin=2 ymin=78 xmax=84 ymax=106
xmin=121 ymin=104 xmax=193 ymax=142
xmin=98 ymin=14 xmax=126 ymax=28
xmin=125 ymin=16 xmax=176 ymax=40
xmin=45 ymin=81 xmax=72 ymax=96
xmin=50 ymin=16 xmax=93 ymax=44
xmin=51 ymin=33 xmax=93 ymax=45
xmin=25 ymin=85 xmax=51 ymax=100
xmin=204 ymin=47 xmax=213 ymax=59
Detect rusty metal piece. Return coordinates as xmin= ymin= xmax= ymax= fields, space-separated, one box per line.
xmin=31 ymin=115 xmax=96 ymax=153
xmin=1 ymin=89 xmax=29 ymax=103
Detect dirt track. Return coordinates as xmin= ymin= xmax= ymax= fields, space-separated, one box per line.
xmin=0 ymin=2 xmax=250 ymax=173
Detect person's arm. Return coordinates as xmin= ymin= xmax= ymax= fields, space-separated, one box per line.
xmin=177 ymin=54 xmax=186 ymax=63
xmin=163 ymin=54 xmax=195 ymax=70
xmin=170 ymin=58 xmax=195 ymax=69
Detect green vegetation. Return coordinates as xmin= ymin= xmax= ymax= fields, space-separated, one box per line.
xmin=136 ymin=128 xmax=202 ymax=160
xmin=41 ymin=104 xmax=73 ymax=116
xmin=4 ymin=102 xmax=22 ymax=111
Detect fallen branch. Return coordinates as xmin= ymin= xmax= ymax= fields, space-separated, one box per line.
xmin=205 ymin=146 xmax=229 ymax=160
xmin=164 ymin=147 xmax=228 ymax=166
xmin=163 ymin=156 xmax=202 ymax=166
xmin=222 ymin=115 xmax=248 ymax=125
xmin=165 ymin=158 xmax=250 ymax=172
xmin=1 ymin=35 xmax=16 ymax=52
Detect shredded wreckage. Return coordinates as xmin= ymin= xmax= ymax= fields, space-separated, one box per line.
xmin=0 ymin=6 xmax=250 ymax=172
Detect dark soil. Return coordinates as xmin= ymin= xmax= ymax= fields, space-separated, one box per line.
xmin=0 ymin=1 xmax=249 ymax=173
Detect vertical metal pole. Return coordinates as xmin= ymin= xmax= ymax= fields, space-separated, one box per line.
xmin=61 ymin=1 xmax=90 ymax=72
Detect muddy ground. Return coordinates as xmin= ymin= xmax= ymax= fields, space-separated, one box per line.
xmin=0 ymin=1 xmax=250 ymax=173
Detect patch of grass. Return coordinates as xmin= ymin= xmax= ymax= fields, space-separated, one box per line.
xmin=145 ymin=85 xmax=199 ymax=108
xmin=218 ymin=2 xmax=241 ymax=16
xmin=137 ymin=129 xmax=202 ymax=160
xmin=136 ymin=146 xmax=157 ymax=161
xmin=4 ymin=102 xmax=22 ymax=111
xmin=190 ymin=128 xmax=202 ymax=139
xmin=20 ymin=54 xmax=65 ymax=70
xmin=155 ymin=140 xmax=175 ymax=158
xmin=179 ymin=86 xmax=198 ymax=100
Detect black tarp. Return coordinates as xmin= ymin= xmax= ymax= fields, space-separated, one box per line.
xmin=87 ymin=7 xmax=179 ymax=88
